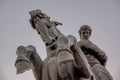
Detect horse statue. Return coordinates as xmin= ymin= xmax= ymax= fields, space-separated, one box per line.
xmin=15 ymin=9 xmax=94 ymax=80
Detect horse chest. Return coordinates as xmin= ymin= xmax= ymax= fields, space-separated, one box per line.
xmin=57 ymin=62 xmax=74 ymax=80
xmin=42 ymin=57 xmax=74 ymax=80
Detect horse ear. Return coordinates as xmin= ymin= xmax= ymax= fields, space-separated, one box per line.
xmin=29 ymin=19 xmax=36 ymax=29
xmin=51 ymin=21 xmax=63 ymax=27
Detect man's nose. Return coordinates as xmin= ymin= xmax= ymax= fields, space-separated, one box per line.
xmin=85 ymin=33 xmax=88 ymax=36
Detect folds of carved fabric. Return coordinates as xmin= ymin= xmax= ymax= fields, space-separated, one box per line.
xmin=15 ymin=46 xmax=32 ymax=74
xmin=81 ymin=46 xmax=107 ymax=67
xmin=91 ymin=64 xmax=113 ymax=80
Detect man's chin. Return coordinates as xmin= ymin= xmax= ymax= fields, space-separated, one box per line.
xmin=83 ymin=37 xmax=88 ymax=40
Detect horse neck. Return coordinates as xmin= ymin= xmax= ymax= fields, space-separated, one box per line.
xmin=45 ymin=27 xmax=63 ymax=56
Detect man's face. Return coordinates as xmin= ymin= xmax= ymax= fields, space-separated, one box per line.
xmin=80 ymin=29 xmax=91 ymax=40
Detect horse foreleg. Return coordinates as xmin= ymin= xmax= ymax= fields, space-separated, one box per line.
xmin=25 ymin=45 xmax=43 ymax=80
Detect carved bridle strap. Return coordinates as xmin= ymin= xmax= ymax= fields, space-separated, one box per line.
xmin=15 ymin=58 xmax=31 ymax=67
xmin=57 ymin=48 xmax=72 ymax=54
xmin=45 ymin=36 xmax=58 ymax=46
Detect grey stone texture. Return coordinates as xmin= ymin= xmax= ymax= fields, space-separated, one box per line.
xmin=15 ymin=9 xmax=113 ymax=80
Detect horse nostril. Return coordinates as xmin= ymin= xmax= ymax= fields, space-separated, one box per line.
xmin=52 ymin=39 xmax=55 ymax=42
xmin=46 ymin=39 xmax=55 ymax=46
xmin=46 ymin=43 xmax=49 ymax=46
xmin=55 ymin=36 xmax=58 ymax=40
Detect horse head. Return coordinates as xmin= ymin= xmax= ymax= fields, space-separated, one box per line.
xmin=29 ymin=9 xmax=62 ymax=46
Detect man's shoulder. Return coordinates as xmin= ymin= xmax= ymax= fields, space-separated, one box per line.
xmin=77 ymin=41 xmax=82 ymax=44
xmin=77 ymin=40 xmax=83 ymax=43
xmin=77 ymin=41 xmax=83 ymax=47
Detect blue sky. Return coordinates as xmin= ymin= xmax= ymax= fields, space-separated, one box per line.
xmin=0 ymin=0 xmax=120 ymax=80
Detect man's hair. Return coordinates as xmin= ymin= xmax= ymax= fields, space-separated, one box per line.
xmin=78 ymin=25 xmax=92 ymax=35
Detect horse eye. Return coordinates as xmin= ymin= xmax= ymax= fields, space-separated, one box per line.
xmin=37 ymin=31 xmax=40 ymax=34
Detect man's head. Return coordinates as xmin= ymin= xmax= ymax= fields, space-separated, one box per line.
xmin=79 ymin=25 xmax=92 ymax=40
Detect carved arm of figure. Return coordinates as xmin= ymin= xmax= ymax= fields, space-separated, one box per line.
xmin=78 ymin=40 xmax=107 ymax=66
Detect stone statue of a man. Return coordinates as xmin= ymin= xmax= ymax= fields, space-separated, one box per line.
xmin=77 ymin=25 xmax=113 ymax=80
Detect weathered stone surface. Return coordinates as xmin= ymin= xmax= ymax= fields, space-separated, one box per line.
xmin=77 ymin=25 xmax=113 ymax=80
xmin=15 ymin=10 xmax=113 ymax=80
